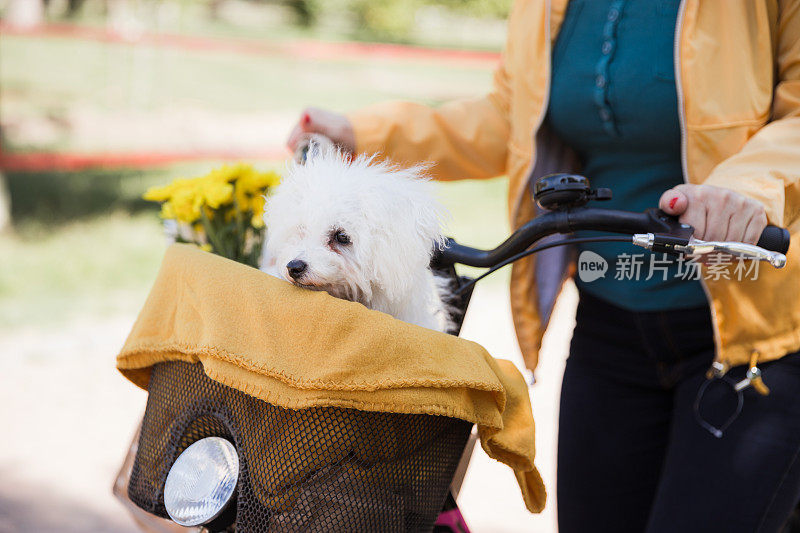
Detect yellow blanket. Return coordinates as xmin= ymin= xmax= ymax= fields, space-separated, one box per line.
xmin=116 ymin=244 xmax=546 ymax=512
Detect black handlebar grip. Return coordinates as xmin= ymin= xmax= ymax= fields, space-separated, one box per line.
xmin=757 ymin=225 xmax=790 ymax=254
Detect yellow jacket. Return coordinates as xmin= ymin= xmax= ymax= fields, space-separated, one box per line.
xmin=348 ymin=0 xmax=800 ymax=373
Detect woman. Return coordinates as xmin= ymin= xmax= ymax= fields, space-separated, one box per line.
xmin=286 ymin=2 xmax=800 ymax=531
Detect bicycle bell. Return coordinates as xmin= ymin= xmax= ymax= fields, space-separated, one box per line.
xmin=533 ymin=173 xmax=612 ymax=210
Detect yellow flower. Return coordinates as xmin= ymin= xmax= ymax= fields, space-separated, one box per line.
xmin=200 ymin=180 xmax=234 ymax=209
xmin=143 ymin=178 xmax=187 ymax=202
xmin=233 ymin=168 xmax=280 ymax=210
xmin=143 ymin=184 xmax=172 ymax=202
xmin=250 ymin=194 xmax=266 ymax=216
xmin=240 ymin=168 xmax=281 ymax=191
xmin=200 ymin=243 xmax=213 ymax=252
xmin=144 ymin=164 xmax=279 ymax=228
xmin=159 ymin=201 xmax=176 ymax=220
xmin=170 ymin=188 xmax=202 ymax=224
xmin=145 ymin=177 xmax=201 ymax=208
xmin=208 ymin=163 xmax=244 ymax=183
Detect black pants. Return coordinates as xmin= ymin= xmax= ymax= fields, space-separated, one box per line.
xmin=557 ymin=291 xmax=800 ymax=533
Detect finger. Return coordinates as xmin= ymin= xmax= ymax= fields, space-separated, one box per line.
xmin=301 ymin=108 xmax=330 ymax=137
xmin=725 ymin=212 xmax=749 ymax=242
xmin=742 ymin=210 xmax=768 ymax=245
xmin=723 ymin=197 xmax=750 ymax=242
xmin=299 ymin=109 xmax=314 ymax=133
xmin=703 ymin=202 xmax=731 ymax=242
xmin=659 ymin=187 xmax=689 ymax=216
xmin=669 ymin=184 xmax=707 ymax=237
xmin=679 ymin=201 xmax=707 ymax=240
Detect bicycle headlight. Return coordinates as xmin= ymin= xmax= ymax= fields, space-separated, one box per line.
xmin=164 ymin=437 xmax=239 ymax=527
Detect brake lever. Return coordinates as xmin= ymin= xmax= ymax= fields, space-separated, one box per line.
xmin=632 ymin=233 xmax=787 ymax=268
xmin=683 ymin=238 xmax=787 ymax=268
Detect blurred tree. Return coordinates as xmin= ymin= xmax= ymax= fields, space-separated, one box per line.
xmin=286 ymin=0 xmax=316 ymax=26
xmin=66 ymin=0 xmax=87 ymax=17
xmin=289 ymin=0 xmax=511 ymax=41
xmin=434 ymin=0 xmax=510 ymax=18
xmin=208 ymin=0 xmax=224 ymax=20
xmin=0 ymin=172 xmax=9 ymax=233
xmin=42 ymin=0 xmax=86 ymax=18
xmin=349 ymin=0 xmax=421 ymax=42
xmin=228 ymin=0 xmax=510 ymax=41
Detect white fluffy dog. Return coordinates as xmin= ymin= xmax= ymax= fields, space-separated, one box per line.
xmin=261 ymin=148 xmax=451 ymax=332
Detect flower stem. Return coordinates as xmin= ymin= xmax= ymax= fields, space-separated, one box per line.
xmin=200 ymin=209 xmax=226 ymax=255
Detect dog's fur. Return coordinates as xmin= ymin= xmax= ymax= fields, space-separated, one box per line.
xmin=261 ymin=148 xmax=451 ymax=331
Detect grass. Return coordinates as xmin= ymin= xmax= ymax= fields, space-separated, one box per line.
xmin=0 ymin=212 xmax=164 ymax=330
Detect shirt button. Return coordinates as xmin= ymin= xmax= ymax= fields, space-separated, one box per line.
xmin=596 ymin=75 xmax=607 ymax=88
xmin=599 ymin=108 xmax=611 ymax=121
xmin=602 ymin=41 xmax=613 ymax=54
xmin=608 ymin=8 xmax=619 ymax=21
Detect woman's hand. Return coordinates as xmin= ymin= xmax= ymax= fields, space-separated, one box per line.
xmin=658 ymin=184 xmax=768 ymax=244
xmin=286 ymin=107 xmax=356 ymax=154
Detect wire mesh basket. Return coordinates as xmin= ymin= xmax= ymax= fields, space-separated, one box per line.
xmin=128 ymin=360 xmax=473 ymax=532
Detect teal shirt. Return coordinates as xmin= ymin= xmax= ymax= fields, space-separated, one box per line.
xmin=547 ymin=0 xmax=707 ymax=311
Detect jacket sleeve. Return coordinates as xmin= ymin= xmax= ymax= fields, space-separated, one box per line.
xmin=345 ymin=3 xmax=520 ymax=182
xmin=703 ymin=0 xmax=800 ymax=228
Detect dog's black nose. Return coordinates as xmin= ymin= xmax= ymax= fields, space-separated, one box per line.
xmin=286 ymin=259 xmax=308 ymax=280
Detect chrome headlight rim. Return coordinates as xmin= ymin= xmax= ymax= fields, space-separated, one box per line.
xmin=163 ymin=436 xmax=240 ymax=527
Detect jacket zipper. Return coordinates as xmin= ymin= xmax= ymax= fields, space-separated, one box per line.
xmin=674 ymin=0 xmax=723 ymax=367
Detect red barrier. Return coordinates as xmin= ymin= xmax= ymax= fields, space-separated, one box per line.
xmin=0 ymin=147 xmax=288 ymax=172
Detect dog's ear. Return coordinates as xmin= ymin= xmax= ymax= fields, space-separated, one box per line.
xmin=362 ymin=163 xmax=448 ymax=302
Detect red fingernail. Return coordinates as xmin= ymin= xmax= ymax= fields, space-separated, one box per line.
xmin=302 ymin=113 xmax=311 ymax=125
xmin=669 ymin=196 xmax=678 ymax=210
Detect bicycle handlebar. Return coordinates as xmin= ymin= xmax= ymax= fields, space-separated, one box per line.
xmin=294 ymin=137 xmax=792 ymax=271
xmin=434 ymin=207 xmax=790 ymax=269
xmin=756 ymin=225 xmax=791 ymax=254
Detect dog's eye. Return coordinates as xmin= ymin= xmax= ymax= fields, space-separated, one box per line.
xmin=333 ymin=230 xmax=351 ymax=246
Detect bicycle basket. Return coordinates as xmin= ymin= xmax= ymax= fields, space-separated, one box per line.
xmin=119 ymin=245 xmax=546 ymax=528
xmin=128 ymin=360 xmax=472 ymax=532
